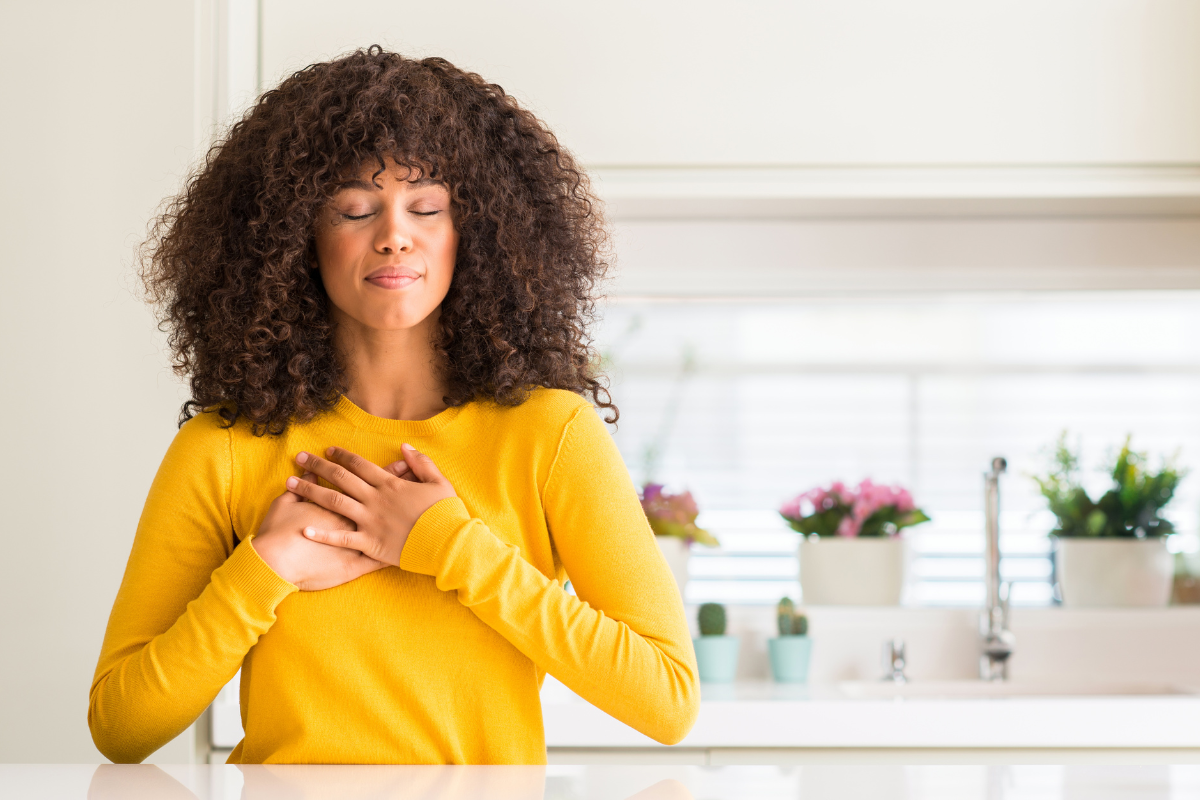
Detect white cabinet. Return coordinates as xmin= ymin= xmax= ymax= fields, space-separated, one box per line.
xmin=261 ymin=0 xmax=1200 ymax=168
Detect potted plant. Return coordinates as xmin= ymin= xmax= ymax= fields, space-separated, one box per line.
xmin=768 ymin=597 xmax=812 ymax=682
xmin=641 ymin=483 xmax=719 ymax=597
xmin=1033 ymin=433 xmax=1182 ymax=607
xmin=780 ymin=479 xmax=930 ymax=605
xmin=693 ymin=602 xmax=739 ymax=682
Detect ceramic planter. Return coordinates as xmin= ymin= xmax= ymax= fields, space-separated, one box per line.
xmin=655 ymin=535 xmax=690 ymax=597
xmin=768 ymin=636 xmax=812 ymax=682
xmin=1055 ymin=536 xmax=1173 ymax=607
xmin=799 ymin=535 xmax=908 ymax=605
xmin=693 ymin=635 xmax=739 ymax=682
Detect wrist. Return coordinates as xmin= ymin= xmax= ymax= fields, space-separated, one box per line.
xmin=250 ymin=534 xmax=292 ymax=584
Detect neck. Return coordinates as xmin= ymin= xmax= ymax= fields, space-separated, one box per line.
xmin=332 ymin=307 xmax=449 ymax=421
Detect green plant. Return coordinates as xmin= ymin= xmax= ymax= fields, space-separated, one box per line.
xmin=1032 ymin=432 xmax=1184 ymax=538
xmin=776 ymin=597 xmax=808 ymax=636
xmin=698 ymin=602 xmax=726 ymax=636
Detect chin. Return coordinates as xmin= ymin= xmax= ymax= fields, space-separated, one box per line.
xmin=367 ymin=308 xmax=438 ymax=331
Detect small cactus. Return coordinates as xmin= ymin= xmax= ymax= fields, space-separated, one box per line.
xmin=776 ymin=596 xmax=809 ymax=636
xmin=776 ymin=597 xmax=795 ymax=637
xmin=698 ymin=602 xmax=726 ymax=636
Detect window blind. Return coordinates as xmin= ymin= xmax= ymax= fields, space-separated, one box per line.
xmin=596 ymin=292 xmax=1200 ymax=606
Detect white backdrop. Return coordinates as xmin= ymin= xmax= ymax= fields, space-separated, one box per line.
xmin=0 ymin=2 xmax=198 ymax=764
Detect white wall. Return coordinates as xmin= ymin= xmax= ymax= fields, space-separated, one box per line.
xmin=0 ymin=2 xmax=199 ymax=763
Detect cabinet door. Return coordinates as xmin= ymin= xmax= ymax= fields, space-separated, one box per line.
xmin=261 ymin=0 xmax=1200 ymax=167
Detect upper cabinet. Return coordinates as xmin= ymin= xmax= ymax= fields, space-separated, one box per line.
xmin=258 ymin=0 xmax=1200 ymax=217
xmin=262 ymin=0 xmax=1200 ymax=167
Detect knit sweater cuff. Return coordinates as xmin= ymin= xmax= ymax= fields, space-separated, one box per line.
xmin=400 ymin=496 xmax=474 ymax=576
xmin=212 ymin=535 xmax=300 ymax=611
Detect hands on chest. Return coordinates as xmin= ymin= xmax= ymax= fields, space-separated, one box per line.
xmin=250 ymin=444 xmax=457 ymax=591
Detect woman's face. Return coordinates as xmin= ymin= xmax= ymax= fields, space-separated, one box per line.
xmin=314 ymin=160 xmax=458 ymax=334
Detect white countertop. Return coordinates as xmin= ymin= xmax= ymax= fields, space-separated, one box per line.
xmin=540 ymin=677 xmax=1200 ymax=749
xmin=11 ymin=764 xmax=1200 ymax=799
xmin=210 ymin=676 xmax=1200 ymax=752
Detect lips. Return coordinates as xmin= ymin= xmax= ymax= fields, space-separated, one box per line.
xmin=365 ymin=265 xmax=420 ymax=289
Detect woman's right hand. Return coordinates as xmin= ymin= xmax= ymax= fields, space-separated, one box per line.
xmin=250 ymin=472 xmax=388 ymax=591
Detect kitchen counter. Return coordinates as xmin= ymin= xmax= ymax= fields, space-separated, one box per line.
xmin=209 ymin=676 xmax=1200 ymax=761
xmin=541 ymin=677 xmax=1200 ymax=750
xmin=10 ymin=763 xmax=1200 ymax=799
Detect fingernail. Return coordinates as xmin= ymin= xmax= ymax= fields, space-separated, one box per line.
xmin=296 ymin=452 xmax=309 ymax=464
xmin=286 ymin=476 xmax=299 ymax=489
xmin=304 ymin=527 xmax=317 ymax=537
xmin=326 ymin=446 xmax=336 ymax=455
xmin=402 ymin=443 xmax=415 ymax=452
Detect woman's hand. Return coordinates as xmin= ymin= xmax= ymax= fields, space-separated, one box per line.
xmin=250 ymin=472 xmax=389 ymax=591
xmin=284 ymin=444 xmax=457 ymax=567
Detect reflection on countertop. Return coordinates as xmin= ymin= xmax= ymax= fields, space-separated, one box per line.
xmin=4 ymin=764 xmax=1200 ymax=800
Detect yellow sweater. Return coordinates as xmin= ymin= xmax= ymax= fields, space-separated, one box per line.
xmin=89 ymin=389 xmax=700 ymax=764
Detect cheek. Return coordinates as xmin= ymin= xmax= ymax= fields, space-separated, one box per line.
xmin=431 ymin=230 xmax=459 ymax=286
xmin=314 ymin=230 xmax=360 ymax=294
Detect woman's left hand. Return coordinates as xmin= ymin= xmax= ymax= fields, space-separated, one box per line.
xmin=285 ymin=443 xmax=457 ymax=567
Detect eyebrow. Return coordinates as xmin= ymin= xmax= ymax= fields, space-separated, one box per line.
xmin=334 ymin=176 xmax=445 ymax=192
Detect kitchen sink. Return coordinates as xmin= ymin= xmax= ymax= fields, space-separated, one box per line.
xmin=837 ymin=680 xmax=1195 ymax=699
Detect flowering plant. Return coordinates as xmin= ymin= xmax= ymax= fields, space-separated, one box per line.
xmin=640 ymin=484 xmax=720 ymax=547
xmin=779 ymin=479 xmax=930 ymax=537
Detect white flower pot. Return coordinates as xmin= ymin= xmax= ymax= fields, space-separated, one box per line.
xmin=799 ymin=535 xmax=908 ymax=605
xmin=655 ymin=535 xmax=690 ymax=597
xmin=1055 ymin=537 xmax=1173 ymax=607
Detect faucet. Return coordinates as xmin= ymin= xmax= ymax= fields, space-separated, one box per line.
xmin=883 ymin=639 xmax=907 ymax=683
xmin=981 ymin=457 xmax=1015 ymax=681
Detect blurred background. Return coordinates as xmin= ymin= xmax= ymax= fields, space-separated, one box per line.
xmin=4 ymin=0 xmax=1200 ymax=764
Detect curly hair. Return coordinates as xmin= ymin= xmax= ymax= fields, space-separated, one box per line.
xmin=141 ymin=45 xmax=615 ymax=436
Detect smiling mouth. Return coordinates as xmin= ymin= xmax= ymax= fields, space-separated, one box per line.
xmin=365 ymin=274 xmax=419 ymax=289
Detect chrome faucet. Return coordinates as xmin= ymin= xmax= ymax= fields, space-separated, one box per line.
xmin=981 ymin=457 xmax=1015 ymax=681
xmin=883 ymin=639 xmax=907 ymax=683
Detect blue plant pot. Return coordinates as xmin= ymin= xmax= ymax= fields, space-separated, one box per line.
xmin=768 ymin=636 xmax=812 ymax=683
xmin=693 ymin=635 xmax=740 ymax=683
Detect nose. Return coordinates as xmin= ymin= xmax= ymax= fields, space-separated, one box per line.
xmin=374 ymin=208 xmax=413 ymax=254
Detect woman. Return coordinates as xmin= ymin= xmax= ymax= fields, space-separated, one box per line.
xmin=88 ymin=46 xmax=699 ymax=765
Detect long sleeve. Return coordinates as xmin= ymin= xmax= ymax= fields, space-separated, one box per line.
xmin=89 ymin=413 xmax=298 ymax=763
xmin=398 ymin=404 xmax=700 ymax=745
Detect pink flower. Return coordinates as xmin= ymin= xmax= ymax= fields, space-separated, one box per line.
xmin=781 ymin=478 xmax=926 ymax=537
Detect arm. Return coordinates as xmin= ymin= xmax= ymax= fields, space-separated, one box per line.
xmin=88 ymin=414 xmax=297 ymax=764
xmin=398 ymin=406 xmax=700 ymax=745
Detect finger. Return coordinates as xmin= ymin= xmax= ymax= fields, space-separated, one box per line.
xmin=385 ymin=460 xmax=419 ymax=482
xmin=401 ymin=443 xmax=446 ymax=484
xmin=325 ymin=446 xmax=396 ymax=488
xmin=278 ymin=471 xmax=319 ymax=503
xmin=303 ymin=526 xmax=377 ymax=558
xmin=295 ymin=451 xmax=373 ymax=500
xmin=285 ymin=474 xmax=365 ymax=522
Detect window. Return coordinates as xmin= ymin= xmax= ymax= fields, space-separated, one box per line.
xmin=597 ymin=291 xmax=1200 ymax=606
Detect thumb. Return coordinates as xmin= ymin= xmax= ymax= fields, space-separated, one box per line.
xmin=401 ymin=444 xmax=445 ymax=484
